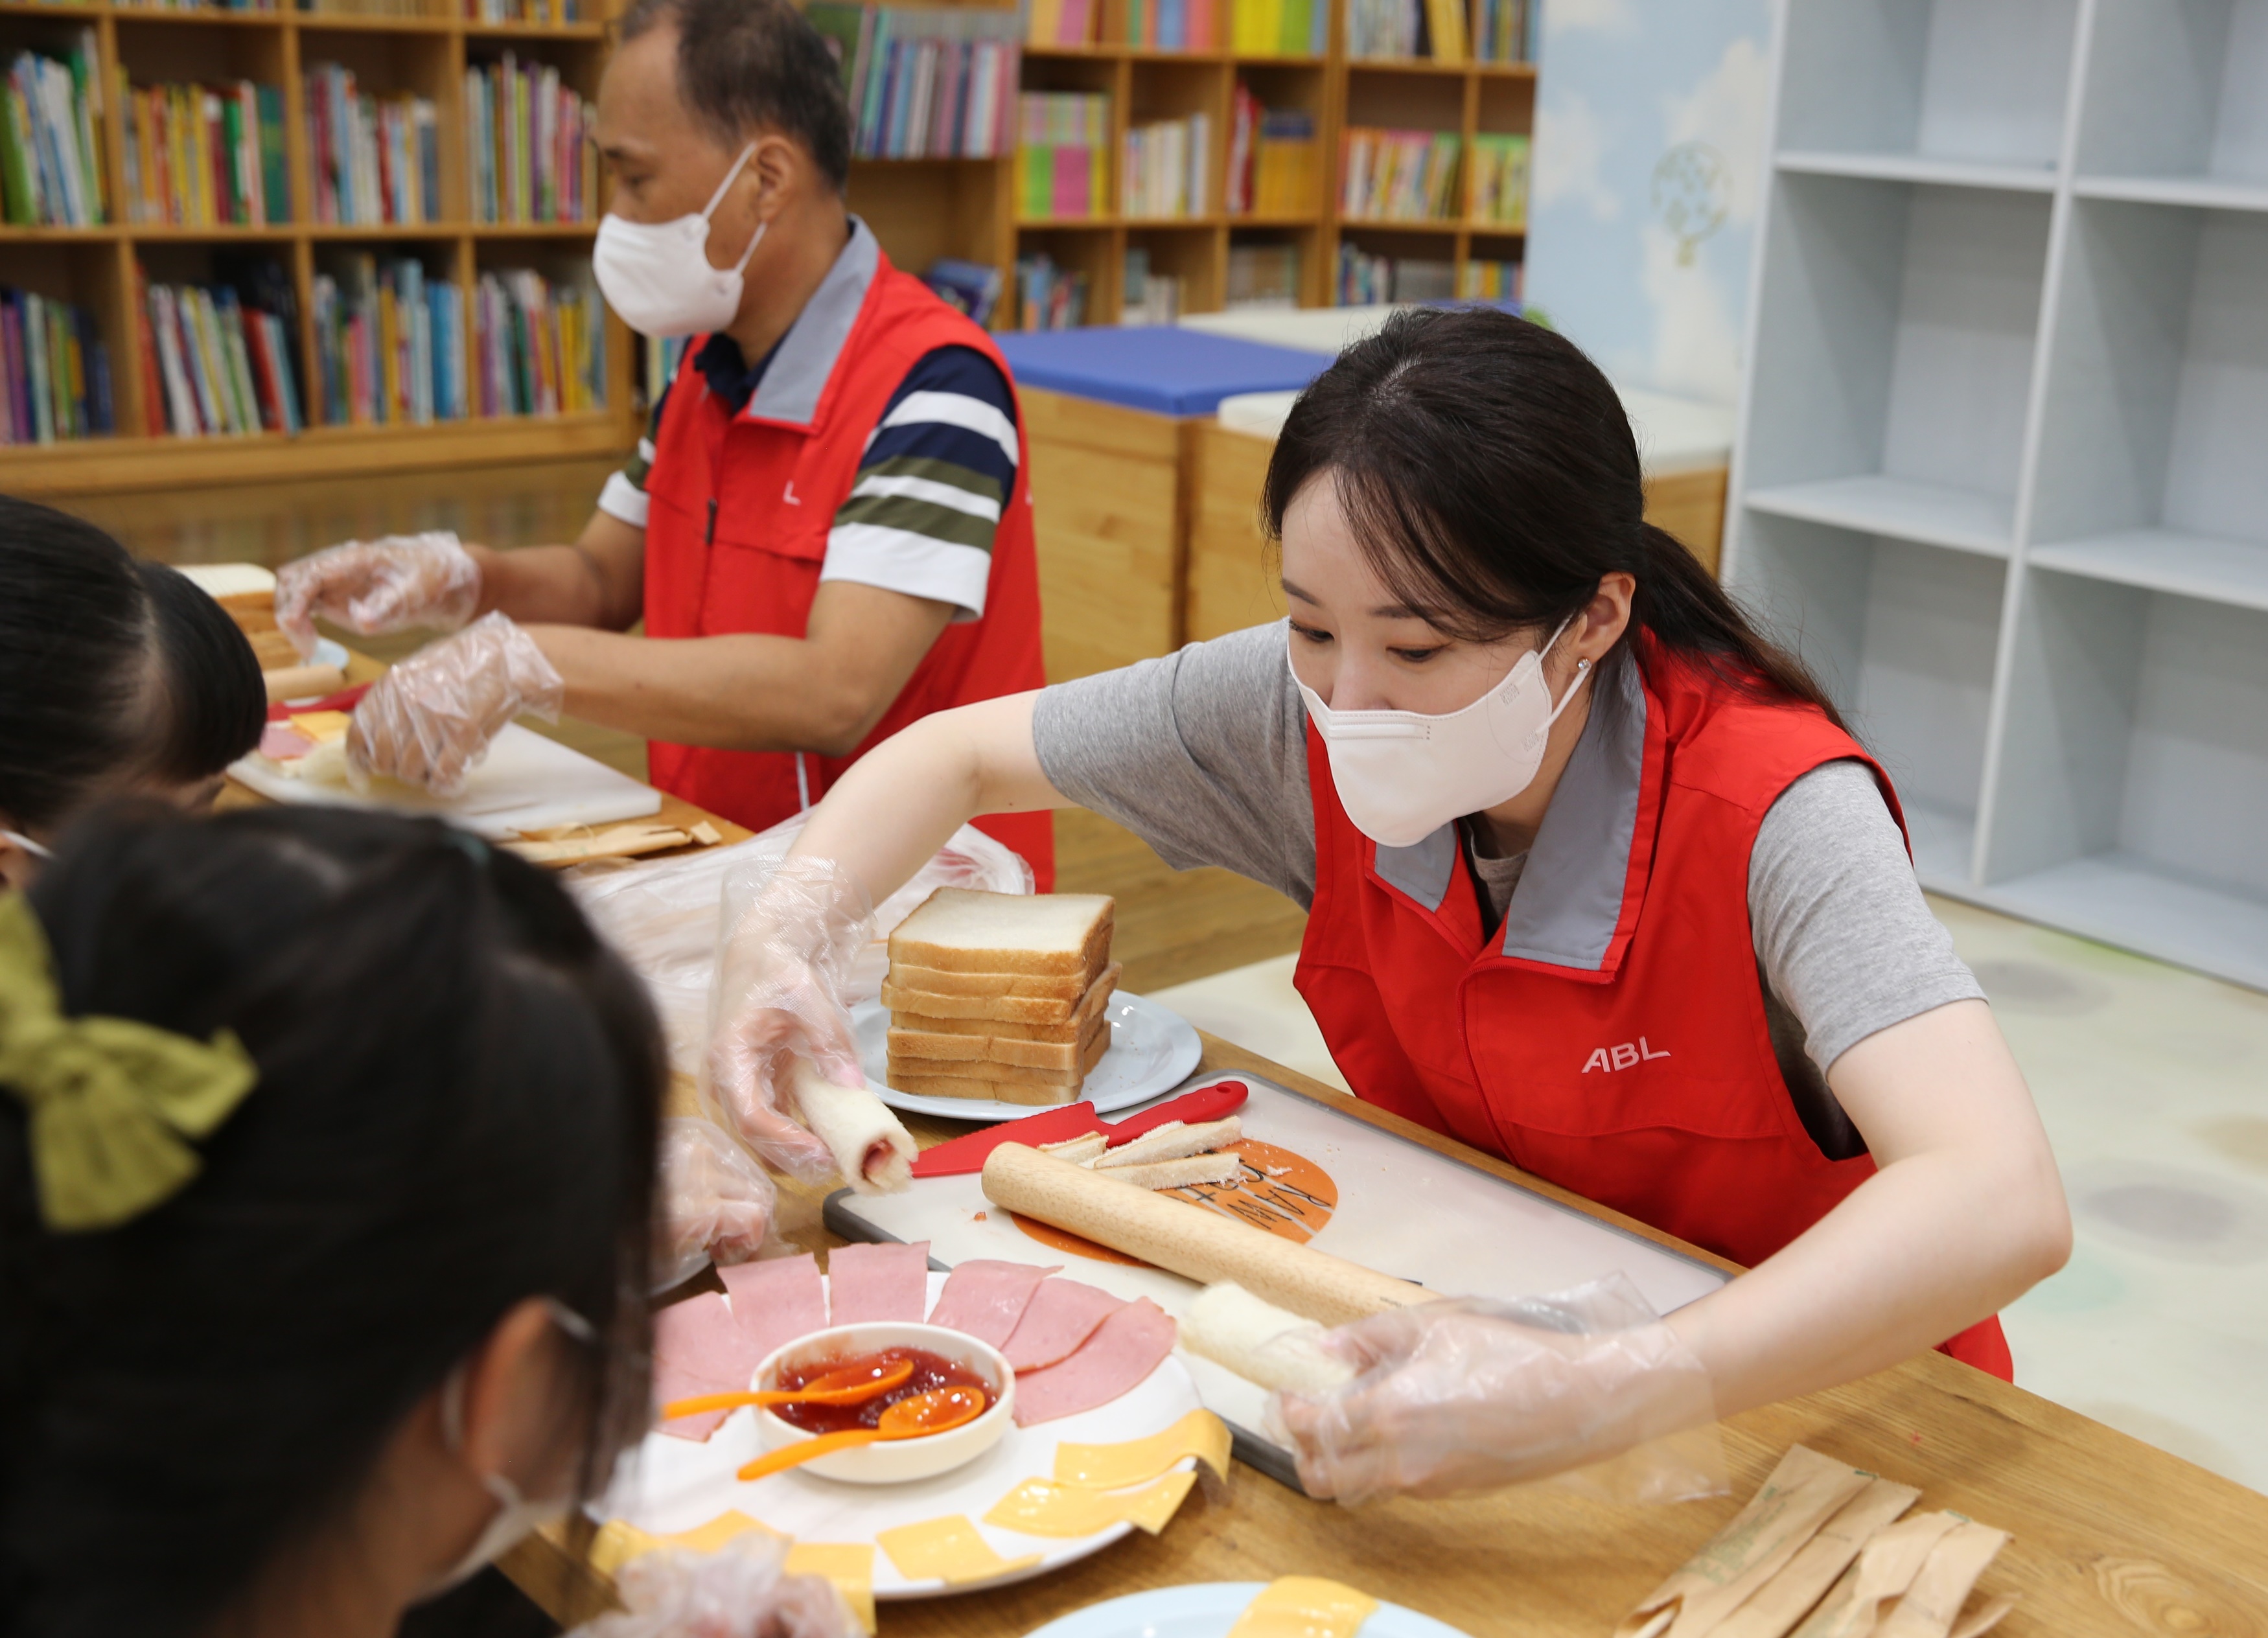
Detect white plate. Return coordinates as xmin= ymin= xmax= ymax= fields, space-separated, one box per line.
xmin=1023 ymin=1582 xmax=1475 ymax=1638
xmin=598 ymin=1273 xmax=1207 ymax=1600
xmin=854 ymin=993 xmax=1203 ymax=1121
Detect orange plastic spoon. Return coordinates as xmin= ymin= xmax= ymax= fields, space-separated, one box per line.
xmin=734 ymin=1384 xmax=990 ymax=1482
xmin=661 ymin=1357 xmax=916 ymax=1422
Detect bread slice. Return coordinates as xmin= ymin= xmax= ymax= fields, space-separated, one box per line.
xmin=892 ymin=965 xmax=1117 ymax=1043
xmin=1037 ymin=1132 xmax=1109 ymax=1164
xmin=888 ymin=1008 xmax=1107 ymax=1072
xmin=881 ymin=961 xmax=1117 ymax=1028
xmin=888 ymin=1026 xmax=1109 ymax=1089
xmin=888 ymin=887 xmax=1115 ymax=978
xmin=1099 ymin=1151 xmax=1245 ymax=1191
xmin=888 ymin=962 xmax=1090 ymax=1002
xmin=881 ymin=1071 xmax=1079 ymax=1107
xmin=1095 ymin=1116 xmax=1242 ymax=1168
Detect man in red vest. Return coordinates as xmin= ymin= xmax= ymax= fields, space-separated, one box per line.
xmin=275 ymin=0 xmax=1053 ymax=884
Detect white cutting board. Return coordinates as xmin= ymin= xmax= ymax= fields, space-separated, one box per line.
xmin=229 ymin=723 xmax=662 ymax=839
xmin=828 ymin=1071 xmax=1730 ymax=1488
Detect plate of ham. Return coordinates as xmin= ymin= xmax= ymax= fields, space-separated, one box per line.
xmin=603 ymin=1246 xmax=1209 ymax=1600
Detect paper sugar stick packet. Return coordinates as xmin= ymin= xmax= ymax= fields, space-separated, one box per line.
xmin=1871 ymin=1520 xmax=2013 ymax=1638
xmin=1616 ymin=1446 xmax=1875 ymax=1638
xmin=1713 ymin=1479 xmax=1921 ymax=1638
xmin=1787 ymin=1511 xmax=1963 ymax=1638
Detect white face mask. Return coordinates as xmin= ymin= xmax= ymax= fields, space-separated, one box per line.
xmin=1292 ymin=617 xmax=1593 ymax=849
xmin=592 ymin=143 xmax=765 ymax=338
xmin=417 ymin=1302 xmax=595 ymax=1598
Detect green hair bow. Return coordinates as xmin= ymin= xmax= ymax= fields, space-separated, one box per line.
xmin=0 ymin=893 xmax=258 ymax=1232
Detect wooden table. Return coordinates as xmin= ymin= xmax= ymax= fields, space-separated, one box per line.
xmin=502 ymin=1037 xmax=2268 ymax=1637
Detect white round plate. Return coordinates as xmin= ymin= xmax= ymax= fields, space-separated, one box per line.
xmin=853 ymin=993 xmax=1202 ymax=1121
xmin=597 ymin=1273 xmax=1207 ymax=1600
xmin=1023 ymin=1584 xmax=1475 ymax=1638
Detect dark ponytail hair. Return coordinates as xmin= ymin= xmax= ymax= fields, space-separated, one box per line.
xmin=0 ymin=494 xmax=267 ymax=831
xmin=1262 ymin=308 xmax=1843 ymax=728
xmin=1 ymin=805 xmax=665 ymax=1637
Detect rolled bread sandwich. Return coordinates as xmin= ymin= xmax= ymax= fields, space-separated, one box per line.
xmin=787 ymin=1059 xmax=916 ymax=1195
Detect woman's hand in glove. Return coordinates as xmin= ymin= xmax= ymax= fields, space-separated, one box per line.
xmin=1275 ymin=1277 xmax=1722 ymax=1505
xmin=704 ymin=856 xmax=875 ymax=1183
xmin=347 ymin=612 xmax=564 ymax=798
xmin=275 ymin=529 xmax=483 ymax=658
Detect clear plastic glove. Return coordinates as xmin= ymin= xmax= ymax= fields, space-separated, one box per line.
xmin=703 ymin=855 xmax=873 ymax=1184
xmin=275 ymin=529 xmax=482 ymax=659
xmin=347 ymin=611 xmax=564 ymax=798
xmin=1274 ymin=1274 xmax=1725 ymax=1506
xmin=654 ymin=1118 xmax=777 ymax=1292
xmin=567 ymin=1533 xmax=857 ymax=1638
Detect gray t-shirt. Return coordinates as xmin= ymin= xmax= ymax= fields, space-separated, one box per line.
xmin=1032 ymin=621 xmax=1984 ymax=1159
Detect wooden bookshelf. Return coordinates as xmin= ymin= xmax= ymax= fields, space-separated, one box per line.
xmin=0 ymin=0 xmax=636 ymax=497
xmin=1007 ymin=0 xmax=1534 ymax=325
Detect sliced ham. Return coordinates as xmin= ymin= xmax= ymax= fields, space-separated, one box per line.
xmin=924 ymin=1258 xmax=1061 ymax=1347
xmin=1001 ymin=1276 xmax=1128 ymax=1372
xmin=825 ymin=1240 xmax=931 ymax=1325
xmin=650 ymin=1291 xmax=759 ymax=1442
xmin=719 ymin=1252 xmax=827 ymax=1365
xmin=1011 ymin=1297 xmax=1177 ymax=1426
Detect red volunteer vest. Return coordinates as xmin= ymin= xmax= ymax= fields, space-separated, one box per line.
xmin=641 ymin=228 xmax=1054 ymax=887
xmin=1294 ymin=634 xmax=2011 ymax=1379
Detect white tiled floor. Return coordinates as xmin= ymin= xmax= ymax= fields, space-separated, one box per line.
xmin=1148 ymin=901 xmax=2268 ymax=1494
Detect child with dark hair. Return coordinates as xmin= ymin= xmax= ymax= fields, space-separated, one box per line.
xmin=0 ymin=495 xmax=267 ymax=885
xmin=0 ymin=805 xmax=838 ymax=1637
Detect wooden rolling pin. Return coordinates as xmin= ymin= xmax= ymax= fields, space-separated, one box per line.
xmin=980 ymin=1142 xmax=1435 ymax=1327
xmin=262 ymin=663 xmax=346 ymax=703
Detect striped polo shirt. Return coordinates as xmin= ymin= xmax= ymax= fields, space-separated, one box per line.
xmin=597 ymin=338 xmax=1019 ymax=622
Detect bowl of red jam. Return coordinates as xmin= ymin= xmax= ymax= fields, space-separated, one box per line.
xmin=750 ymin=1322 xmax=1015 ymax=1484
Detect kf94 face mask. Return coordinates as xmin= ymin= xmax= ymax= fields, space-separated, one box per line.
xmin=592 ymin=143 xmax=766 ymax=338
xmin=1291 ymin=616 xmax=1593 ymax=849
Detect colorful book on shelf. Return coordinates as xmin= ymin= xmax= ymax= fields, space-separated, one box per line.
xmin=139 ymin=264 xmax=301 ymax=439
xmin=1422 ymin=0 xmax=1465 ymax=61
xmin=2 ymin=35 xmax=107 ymax=227
xmin=1025 ymin=0 xmax=1096 ymax=46
xmin=1474 ymin=0 xmax=1530 ymax=62
xmin=463 ymin=54 xmax=591 ymax=223
xmin=468 ymin=266 xmax=603 ymax=419
xmin=1339 ymin=125 xmax=1460 ymax=220
xmin=1017 ymin=89 xmax=1107 ymax=218
xmin=1225 ymin=242 xmax=1299 ymax=306
xmin=462 ymin=0 xmax=586 ymax=21
xmin=122 ymin=76 xmax=290 ymax=225
xmin=1015 ymin=253 xmax=1087 ymax=330
xmin=1122 ymin=112 xmax=1209 ymax=218
xmin=1 ymin=286 xmax=112 ymax=446
xmin=1345 ymin=0 xmax=1424 ymax=58
xmin=1336 ymin=242 xmax=1451 ymax=303
xmin=847 ymin=6 xmax=1020 ymax=159
xmin=1466 ymin=131 xmax=1527 ymax=227
xmin=1458 ymin=257 xmax=1519 ymax=301
xmin=305 ymin=63 xmax=439 ymax=225
xmin=921 ymin=257 xmax=1002 ymax=325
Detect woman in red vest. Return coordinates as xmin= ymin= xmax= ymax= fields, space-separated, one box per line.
xmin=719 ymin=308 xmax=2073 ymax=1502
xmin=270 ymin=0 xmax=1053 ymax=884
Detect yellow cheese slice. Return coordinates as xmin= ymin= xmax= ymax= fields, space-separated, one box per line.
xmin=785 ymin=1542 xmax=878 ymax=1633
xmin=586 ymin=1519 xmax=663 ymax=1577
xmin=984 ymin=1470 xmax=1197 ymax=1539
xmin=585 ymin=1510 xmax=776 ymax=1576
xmin=1227 ymin=1577 xmax=1382 ymax=1638
xmin=286 ymin=710 xmax=353 ymax=745
xmin=875 ymin=1515 xmax=1043 ymax=1586
xmin=1052 ymin=1407 xmax=1233 ymax=1488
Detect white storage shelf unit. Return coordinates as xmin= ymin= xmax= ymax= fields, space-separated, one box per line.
xmin=1728 ymin=0 xmax=2268 ymax=992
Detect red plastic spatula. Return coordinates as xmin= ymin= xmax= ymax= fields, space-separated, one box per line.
xmin=908 ymin=1080 xmax=1250 ymax=1178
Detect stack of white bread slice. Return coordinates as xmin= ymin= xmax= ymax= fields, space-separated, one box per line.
xmin=882 ymin=888 xmax=1118 ymax=1104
